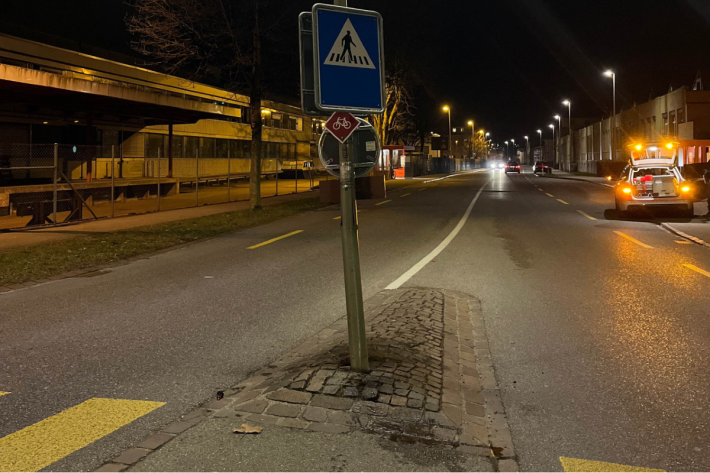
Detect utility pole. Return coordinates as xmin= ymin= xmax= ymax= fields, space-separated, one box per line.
xmin=334 ymin=0 xmax=369 ymax=373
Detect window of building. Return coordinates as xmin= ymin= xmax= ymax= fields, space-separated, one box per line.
xmin=662 ymin=113 xmax=668 ymax=134
xmin=200 ymin=137 xmax=215 ymax=158
xmin=172 ymin=135 xmax=183 ymax=158
xmin=185 ymin=136 xmax=199 ymax=158
xmin=669 ymin=111 xmax=676 ymax=136
xmin=216 ymin=139 xmax=229 ymax=159
xmin=146 ymin=133 xmax=167 ymax=158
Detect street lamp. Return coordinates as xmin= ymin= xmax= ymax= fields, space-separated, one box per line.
xmin=443 ymin=106 xmax=452 ymax=157
xmin=467 ymin=120 xmax=475 ymax=158
xmin=524 ymin=135 xmax=529 ymax=163
xmin=511 ymin=139 xmax=515 ymax=160
xmin=549 ymin=123 xmax=555 ymax=148
xmin=504 ymin=140 xmax=509 ymax=159
xmin=562 ymin=100 xmax=572 ymax=136
xmin=604 ymin=70 xmax=616 ymax=161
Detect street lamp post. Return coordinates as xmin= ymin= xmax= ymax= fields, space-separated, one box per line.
xmin=554 ymin=114 xmax=561 ymax=166
xmin=549 ymin=124 xmax=555 ymax=157
xmin=467 ymin=120 xmax=475 ymax=159
xmin=443 ymin=106 xmax=452 ymax=158
xmin=537 ymin=129 xmax=542 ymax=162
xmin=504 ymin=140 xmax=509 ymax=159
xmin=604 ymin=70 xmax=616 ymax=161
xmin=524 ymin=136 xmax=529 ymax=164
xmin=562 ymin=100 xmax=572 ymax=170
xmin=511 ymin=139 xmax=515 ymax=161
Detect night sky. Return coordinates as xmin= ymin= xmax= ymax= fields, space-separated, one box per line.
xmin=3 ymin=0 xmax=710 ymax=144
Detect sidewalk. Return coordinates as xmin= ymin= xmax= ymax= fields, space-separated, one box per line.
xmin=97 ymin=288 xmax=517 ymax=472
xmin=0 ymin=190 xmax=320 ymax=253
xmin=0 ymin=173 xmax=463 ymax=253
xmin=545 ymin=169 xmax=614 ymax=187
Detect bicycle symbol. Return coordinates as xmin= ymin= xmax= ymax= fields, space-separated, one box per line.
xmin=332 ymin=117 xmax=352 ymax=130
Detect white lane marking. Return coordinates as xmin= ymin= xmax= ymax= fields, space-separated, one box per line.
xmin=386 ymin=177 xmax=493 ymax=290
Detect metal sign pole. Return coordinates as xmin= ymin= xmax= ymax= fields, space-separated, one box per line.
xmin=339 ymin=137 xmax=369 ymax=373
xmin=335 ymin=0 xmax=368 ymax=375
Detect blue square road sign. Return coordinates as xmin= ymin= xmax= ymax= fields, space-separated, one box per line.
xmin=312 ymin=4 xmax=385 ymax=114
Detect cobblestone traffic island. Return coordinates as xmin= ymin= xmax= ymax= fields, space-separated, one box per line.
xmin=214 ymin=288 xmax=493 ymax=449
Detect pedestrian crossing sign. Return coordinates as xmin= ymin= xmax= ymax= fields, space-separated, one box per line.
xmin=323 ymin=19 xmax=375 ymax=70
xmin=312 ymin=4 xmax=385 ymax=114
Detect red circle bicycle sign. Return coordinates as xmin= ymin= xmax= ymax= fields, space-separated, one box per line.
xmin=324 ymin=112 xmax=358 ymax=143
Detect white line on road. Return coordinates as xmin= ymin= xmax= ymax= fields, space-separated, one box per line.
xmin=386 ymin=177 xmax=493 ymax=290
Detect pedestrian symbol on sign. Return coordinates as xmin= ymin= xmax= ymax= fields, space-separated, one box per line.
xmin=323 ymin=19 xmax=375 ymax=69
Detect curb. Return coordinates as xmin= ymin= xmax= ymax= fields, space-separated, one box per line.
xmin=659 ymin=222 xmax=710 ymax=248
xmin=541 ymin=173 xmax=615 ymax=188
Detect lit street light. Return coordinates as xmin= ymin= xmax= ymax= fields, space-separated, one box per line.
xmin=504 ymin=140 xmax=509 ymax=159
xmin=549 ymin=124 xmax=555 ymax=153
xmin=467 ymin=120 xmax=475 ymax=158
xmin=604 ymin=70 xmax=616 ymax=160
xmin=562 ymin=100 xmax=572 ymax=136
xmin=511 ymin=139 xmax=515 ymax=160
xmin=524 ymin=135 xmax=529 ymax=163
xmin=443 ymin=105 xmax=452 ymax=157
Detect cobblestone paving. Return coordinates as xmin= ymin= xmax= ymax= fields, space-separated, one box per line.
xmin=216 ymin=289 xmax=488 ymax=448
xmin=99 ymin=288 xmax=518 ymax=471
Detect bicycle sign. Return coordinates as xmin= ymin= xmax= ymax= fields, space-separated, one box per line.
xmin=324 ymin=111 xmax=358 ymax=143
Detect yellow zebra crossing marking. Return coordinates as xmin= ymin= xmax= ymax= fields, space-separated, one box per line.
xmin=560 ymin=456 xmax=664 ymax=472
xmin=0 ymin=398 xmax=164 ymax=472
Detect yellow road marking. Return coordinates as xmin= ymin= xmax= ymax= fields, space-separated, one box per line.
xmin=682 ymin=264 xmax=710 ymax=278
xmin=375 ymin=200 xmax=391 ymax=206
xmin=560 ymin=457 xmax=664 ymax=472
xmin=538 ymin=188 xmax=544 ymax=192
xmin=577 ymin=210 xmax=597 ymax=221
xmin=333 ymin=210 xmax=362 ymax=220
xmin=0 ymin=398 xmax=164 ymax=472
xmin=0 ymin=392 xmax=9 ymax=397
xmin=614 ymin=231 xmax=653 ymax=249
xmin=247 ymin=230 xmax=303 ymax=249
xmin=546 ymin=193 xmax=555 ymax=198
xmin=401 ymin=193 xmax=411 ymax=197
xmin=675 ymin=240 xmax=691 ymax=244
xmin=557 ymin=199 xmax=569 ymax=205
xmin=418 ymin=188 xmax=426 ymax=191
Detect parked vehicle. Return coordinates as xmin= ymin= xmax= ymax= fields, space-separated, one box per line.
xmin=614 ymin=142 xmax=696 ymax=217
xmin=533 ymin=161 xmax=551 ymax=174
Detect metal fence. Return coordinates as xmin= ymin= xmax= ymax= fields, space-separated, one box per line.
xmin=0 ymin=143 xmax=324 ymax=231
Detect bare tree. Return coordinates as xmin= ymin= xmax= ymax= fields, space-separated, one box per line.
xmin=127 ymin=0 xmax=282 ymax=209
xmin=368 ymin=58 xmax=416 ymax=146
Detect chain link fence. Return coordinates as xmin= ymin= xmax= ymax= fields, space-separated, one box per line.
xmin=0 ymin=143 xmax=324 ymax=232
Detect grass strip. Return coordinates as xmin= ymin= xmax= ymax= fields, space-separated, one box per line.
xmin=0 ymin=198 xmax=327 ymax=288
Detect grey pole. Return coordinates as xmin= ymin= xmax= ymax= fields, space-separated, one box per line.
xmin=334 ymin=0 xmax=368 ymax=373
xmin=195 ymin=148 xmax=199 ymax=206
xmin=111 ymin=145 xmax=115 ymax=218
xmin=53 ymin=143 xmax=58 ymax=226
xmin=228 ymin=147 xmax=232 ymax=202
xmin=448 ymin=109 xmax=452 ymax=158
xmin=157 ymin=148 xmax=161 ymax=211
xmin=612 ymin=73 xmax=616 ymax=161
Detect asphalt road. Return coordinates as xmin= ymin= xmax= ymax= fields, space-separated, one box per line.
xmin=1 ymin=167 xmax=710 ymax=471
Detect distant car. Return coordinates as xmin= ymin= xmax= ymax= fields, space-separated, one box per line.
xmin=533 ymin=161 xmax=551 ymax=174
xmin=505 ymin=161 xmax=521 ymax=174
xmin=614 ymin=142 xmax=696 ymax=217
